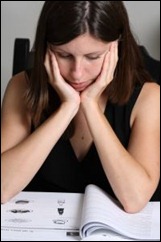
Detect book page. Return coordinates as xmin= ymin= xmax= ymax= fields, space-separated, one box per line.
xmin=80 ymin=184 xmax=160 ymax=241
xmin=80 ymin=229 xmax=135 ymax=241
xmin=1 ymin=191 xmax=83 ymax=241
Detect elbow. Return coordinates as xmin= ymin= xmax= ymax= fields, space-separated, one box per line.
xmin=1 ymin=182 xmax=12 ymax=204
xmin=123 ymin=205 xmax=145 ymax=214
xmin=1 ymin=187 xmax=17 ymax=204
xmin=122 ymin=197 xmax=148 ymax=214
xmin=1 ymin=193 xmax=11 ymax=204
xmin=122 ymin=183 xmax=159 ymax=213
xmin=1 ymin=190 xmax=12 ymax=204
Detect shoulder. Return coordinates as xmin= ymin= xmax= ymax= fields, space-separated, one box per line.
xmin=4 ymin=71 xmax=28 ymax=93
xmin=140 ymin=82 xmax=160 ymax=99
xmin=2 ymin=71 xmax=31 ymax=120
xmin=137 ymin=82 xmax=160 ymax=110
xmin=2 ymin=71 xmax=28 ymax=106
xmin=131 ymin=82 xmax=160 ymax=126
xmin=138 ymin=82 xmax=160 ymax=110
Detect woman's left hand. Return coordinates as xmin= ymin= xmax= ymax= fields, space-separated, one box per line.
xmin=80 ymin=41 xmax=118 ymax=106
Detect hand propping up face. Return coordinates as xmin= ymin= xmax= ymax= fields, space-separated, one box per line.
xmin=80 ymin=41 xmax=118 ymax=104
xmin=44 ymin=50 xmax=80 ymax=105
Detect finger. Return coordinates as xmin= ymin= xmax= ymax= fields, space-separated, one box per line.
xmin=44 ymin=50 xmax=53 ymax=81
xmin=101 ymin=50 xmax=111 ymax=75
xmin=114 ymin=41 xmax=119 ymax=67
xmin=98 ymin=49 xmax=111 ymax=82
xmin=50 ymin=52 xmax=61 ymax=79
xmin=106 ymin=41 xmax=118 ymax=80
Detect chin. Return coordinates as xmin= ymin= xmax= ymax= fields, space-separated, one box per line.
xmin=74 ymin=86 xmax=87 ymax=92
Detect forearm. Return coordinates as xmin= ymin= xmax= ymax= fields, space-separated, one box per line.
xmin=82 ymin=102 xmax=153 ymax=212
xmin=1 ymin=102 xmax=77 ymax=203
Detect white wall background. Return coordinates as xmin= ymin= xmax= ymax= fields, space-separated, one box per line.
xmin=1 ymin=1 xmax=160 ymax=102
xmin=1 ymin=1 xmax=44 ymax=103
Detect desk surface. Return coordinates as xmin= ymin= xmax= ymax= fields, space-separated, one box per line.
xmin=1 ymin=190 xmax=160 ymax=241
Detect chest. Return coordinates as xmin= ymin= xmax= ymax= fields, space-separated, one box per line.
xmin=69 ymin=94 xmax=108 ymax=162
xmin=70 ymin=114 xmax=93 ymax=162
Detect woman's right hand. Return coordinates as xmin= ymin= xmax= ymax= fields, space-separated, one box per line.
xmin=44 ymin=50 xmax=80 ymax=107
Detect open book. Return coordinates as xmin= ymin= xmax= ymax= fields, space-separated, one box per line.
xmin=1 ymin=184 xmax=160 ymax=241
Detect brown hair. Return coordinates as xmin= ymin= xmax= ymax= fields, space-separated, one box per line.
xmin=26 ymin=1 xmax=151 ymax=127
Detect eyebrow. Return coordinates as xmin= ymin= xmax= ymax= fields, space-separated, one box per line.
xmin=51 ymin=47 xmax=106 ymax=56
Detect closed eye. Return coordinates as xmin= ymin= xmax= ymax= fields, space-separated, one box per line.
xmin=56 ymin=51 xmax=102 ymax=61
xmin=57 ymin=53 xmax=72 ymax=59
xmin=57 ymin=53 xmax=101 ymax=60
xmin=86 ymin=55 xmax=101 ymax=60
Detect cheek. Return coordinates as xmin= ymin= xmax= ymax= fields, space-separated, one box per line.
xmin=56 ymin=59 xmax=69 ymax=78
xmin=87 ymin=60 xmax=103 ymax=79
xmin=89 ymin=62 xmax=102 ymax=76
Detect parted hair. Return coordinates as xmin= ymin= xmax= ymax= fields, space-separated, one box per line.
xmin=26 ymin=1 xmax=151 ymax=127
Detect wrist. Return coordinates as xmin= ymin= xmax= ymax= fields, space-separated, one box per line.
xmin=81 ymin=99 xmax=99 ymax=114
xmin=61 ymin=100 xmax=80 ymax=116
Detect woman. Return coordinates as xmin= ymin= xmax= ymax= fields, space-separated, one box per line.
xmin=1 ymin=1 xmax=160 ymax=212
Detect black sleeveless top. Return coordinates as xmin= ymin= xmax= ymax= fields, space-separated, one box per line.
xmin=24 ymin=78 xmax=144 ymax=199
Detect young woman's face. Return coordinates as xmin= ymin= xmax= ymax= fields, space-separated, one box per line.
xmin=50 ymin=33 xmax=111 ymax=92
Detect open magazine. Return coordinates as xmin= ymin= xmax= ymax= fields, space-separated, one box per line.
xmin=1 ymin=184 xmax=160 ymax=241
xmin=80 ymin=185 xmax=160 ymax=241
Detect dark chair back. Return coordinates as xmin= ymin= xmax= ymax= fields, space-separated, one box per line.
xmin=139 ymin=46 xmax=160 ymax=85
xmin=12 ymin=38 xmax=30 ymax=75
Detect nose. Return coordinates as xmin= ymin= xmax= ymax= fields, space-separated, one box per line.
xmin=70 ymin=59 xmax=84 ymax=81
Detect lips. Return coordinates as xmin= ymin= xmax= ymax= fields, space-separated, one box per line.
xmin=70 ymin=82 xmax=88 ymax=91
xmin=68 ymin=80 xmax=93 ymax=91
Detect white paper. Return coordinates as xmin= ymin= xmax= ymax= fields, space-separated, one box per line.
xmin=80 ymin=185 xmax=160 ymax=241
xmin=1 ymin=186 xmax=160 ymax=241
xmin=1 ymin=191 xmax=83 ymax=241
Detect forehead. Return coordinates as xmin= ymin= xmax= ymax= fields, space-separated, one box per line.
xmin=53 ymin=33 xmax=110 ymax=54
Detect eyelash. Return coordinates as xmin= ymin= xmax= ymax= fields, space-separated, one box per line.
xmin=57 ymin=53 xmax=101 ymax=60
